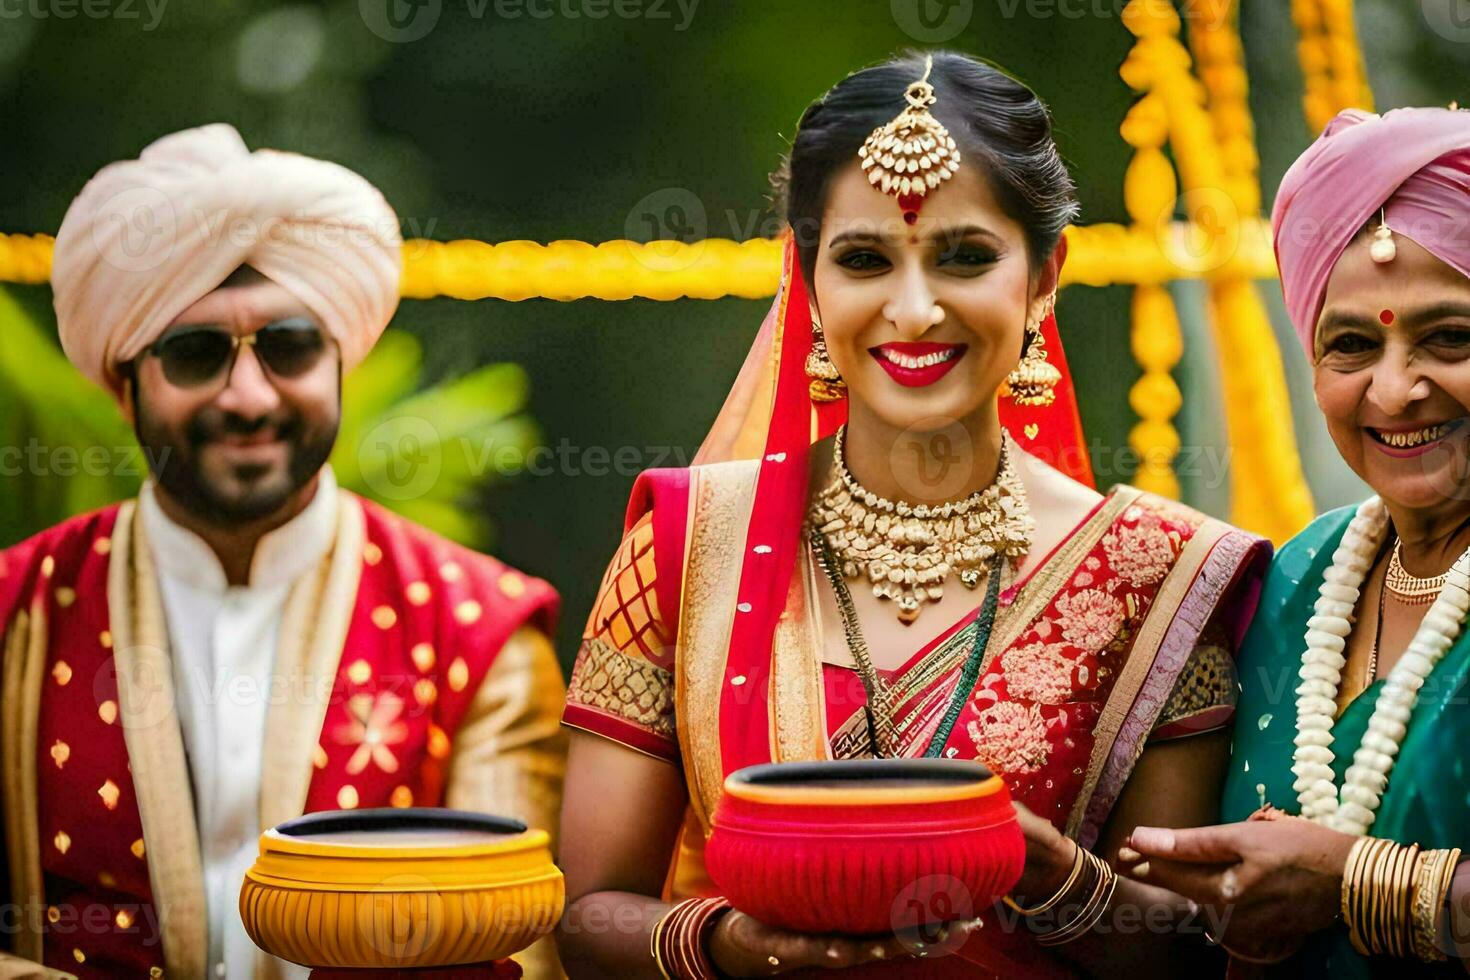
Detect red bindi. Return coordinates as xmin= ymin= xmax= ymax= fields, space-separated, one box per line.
xmin=1380 ymin=309 xmax=1395 ymax=325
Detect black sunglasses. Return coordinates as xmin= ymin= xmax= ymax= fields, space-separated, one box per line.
xmin=142 ymin=318 xmax=333 ymax=389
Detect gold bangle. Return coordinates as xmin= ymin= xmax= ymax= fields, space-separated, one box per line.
xmin=1342 ymin=836 xmax=1377 ymax=956
xmin=1350 ymin=839 xmax=1420 ymax=959
xmin=649 ymin=906 xmax=673 ymax=980
xmin=1037 ymin=851 xmax=1117 ymax=947
xmin=1005 ymin=844 xmax=1085 ymax=917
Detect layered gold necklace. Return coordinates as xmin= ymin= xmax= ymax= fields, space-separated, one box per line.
xmin=808 ymin=426 xmax=1034 ymax=624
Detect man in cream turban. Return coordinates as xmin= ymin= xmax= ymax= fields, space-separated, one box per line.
xmin=0 ymin=124 xmax=566 ymax=978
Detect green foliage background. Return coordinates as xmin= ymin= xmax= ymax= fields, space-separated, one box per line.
xmin=1 ymin=0 xmax=1465 ymax=664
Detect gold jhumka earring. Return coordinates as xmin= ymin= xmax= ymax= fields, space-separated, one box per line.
xmin=858 ymin=54 xmax=961 ymax=224
xmin=1000 ymin=292 xmax=1062 ymax=407
xmin=806 ymin=314 xmax=847 ymax=402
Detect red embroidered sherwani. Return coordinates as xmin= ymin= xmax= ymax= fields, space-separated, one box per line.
xmin=0 ymin=485 xmax=565 ymax=979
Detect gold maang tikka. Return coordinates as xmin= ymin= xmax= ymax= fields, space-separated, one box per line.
xmin=858 ymin=54 xmax=961 ymax=225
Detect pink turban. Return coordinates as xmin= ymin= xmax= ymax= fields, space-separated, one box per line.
xmin=1272 ymin=106 xmax=1470 ymax=358
xmin=52 ymin=123 xmax=402 ymax=398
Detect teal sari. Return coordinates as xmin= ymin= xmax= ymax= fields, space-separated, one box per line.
xmin=1222 ymin=503 xmax=1470 ymax=977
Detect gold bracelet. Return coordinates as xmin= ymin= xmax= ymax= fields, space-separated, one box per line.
xmin=1005 ymin=844 xmax=1086 ymax=917
xmin=1411 ymin=847 xmax=1462 ymax=962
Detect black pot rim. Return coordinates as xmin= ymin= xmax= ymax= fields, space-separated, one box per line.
xmin=274 ymin=807 xmax=528 ymax=839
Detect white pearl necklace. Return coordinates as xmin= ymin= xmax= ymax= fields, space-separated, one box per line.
xmin=1291 ymin=496 xmax=1470 ymax=834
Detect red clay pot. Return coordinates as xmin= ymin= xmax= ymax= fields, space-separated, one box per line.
xmin=704 ymin=759 xmax=1024 ymax=936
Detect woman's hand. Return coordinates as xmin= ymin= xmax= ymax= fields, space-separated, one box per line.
xmin=1010 ymin=801 xmax=1079 ymax=903
xmin=1115 ymin=815 xmax=1358 ymax=964
xmin=706 ymin=909 xmax=981 ymax=976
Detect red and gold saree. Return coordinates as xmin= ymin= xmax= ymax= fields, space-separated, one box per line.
xmin=562 ymin=238 xmax=1268 ymax=975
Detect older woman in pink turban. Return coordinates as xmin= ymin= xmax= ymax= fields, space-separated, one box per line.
xmin=1112 ymin=107 xmax=1470 ymax=976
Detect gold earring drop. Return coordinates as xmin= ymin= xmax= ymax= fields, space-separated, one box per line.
xmin=806 ymin=315 xmax=847 ymax=402
xmin=1000 ymin=293 xmax=1061 ymax=407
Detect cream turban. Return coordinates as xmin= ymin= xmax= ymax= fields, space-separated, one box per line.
xmin=52 ymin=123 xmax=402 ymax=398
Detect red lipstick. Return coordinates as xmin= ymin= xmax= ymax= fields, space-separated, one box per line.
xmin=869 ymin=342 xmax=967 ymax=388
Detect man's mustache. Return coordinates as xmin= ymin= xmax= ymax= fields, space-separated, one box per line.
xmin=186 ymin=410 xmax=300 ymax=444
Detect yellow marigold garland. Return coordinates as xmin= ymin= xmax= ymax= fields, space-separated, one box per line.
xmin=1293 ymin=0 xmax=1374 ymax=134
xmin=0 ymin=227 xmax=1274 ymax=300
xmin=1123 ymin=0 xmax=1315 ymax=544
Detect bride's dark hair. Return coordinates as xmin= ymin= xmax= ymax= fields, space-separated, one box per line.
xmin=774 ymin=50 xmax=1079 ymax=285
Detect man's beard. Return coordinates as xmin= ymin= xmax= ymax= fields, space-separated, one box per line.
xmin=134 ymin=403 xmax=338 ymax=526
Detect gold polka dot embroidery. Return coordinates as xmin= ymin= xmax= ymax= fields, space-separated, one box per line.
xmin=406 ymin=581 xmax=432 ymax=606
xmin=115 ymin=909 xmax=134 ymax=929
xmin=410 ymin=642 xmax=436 ymax=672
xmin=99 ymin=631 xmax=113 ymax=649
xmin=313 ymin=745 xmax=329 ymax=769
xmin=427 ymin=724 xmax=451 ymax=760
xmin=72 ymin=948 xmax=85 ymax=964
xmin=50 ymin=741 xmax=69 ymax=769
xmin=130 ymin=838 xmax=145 ymax=860
xmin=54 ymin=831 xmax=71 ymax=855
xmin=390 ymin=785 xmax=414 ymax=808
xmin=413 ymin=678 xmax=438 ymax=706
xmin=454 ymin=600 xmax=482 ymax=626
xmin=439 ymin=561 xmax=463 ymax=583
xmin=54 ymin=587 xmax=76 ymax=608
xmin=46 ymin=906 xmax=60 ymax=924
xmin=347 ymin=660 xmax=373 ymax=685
xmin=98 ymin=780 xmax=120 ymax=810
xmin=40 ymin=555 xmax=55 ymax=578
xmin=150 ymin=967 xmax=163 ymax=978
xmin=337 ymin=785 xmax=359 ymax=810
xmin=363 ymin=542 xmax=383 ymax=566
xmin=447 ymin=657 xmax=470 ymax=693
xmin=98 ymin=701 xmax=118 ymax=725
xmin=93 ymin=537 xmax=112 ymax=556
xmin=497 ymin=573 xmax=526 ymax=598
xmin=52 ymin=661 xmax=72 ymax=686
xmin=371 ymin=606 xmax=397 ymax=630
xmin=98 ymin=872 xmax=117 ymax=889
